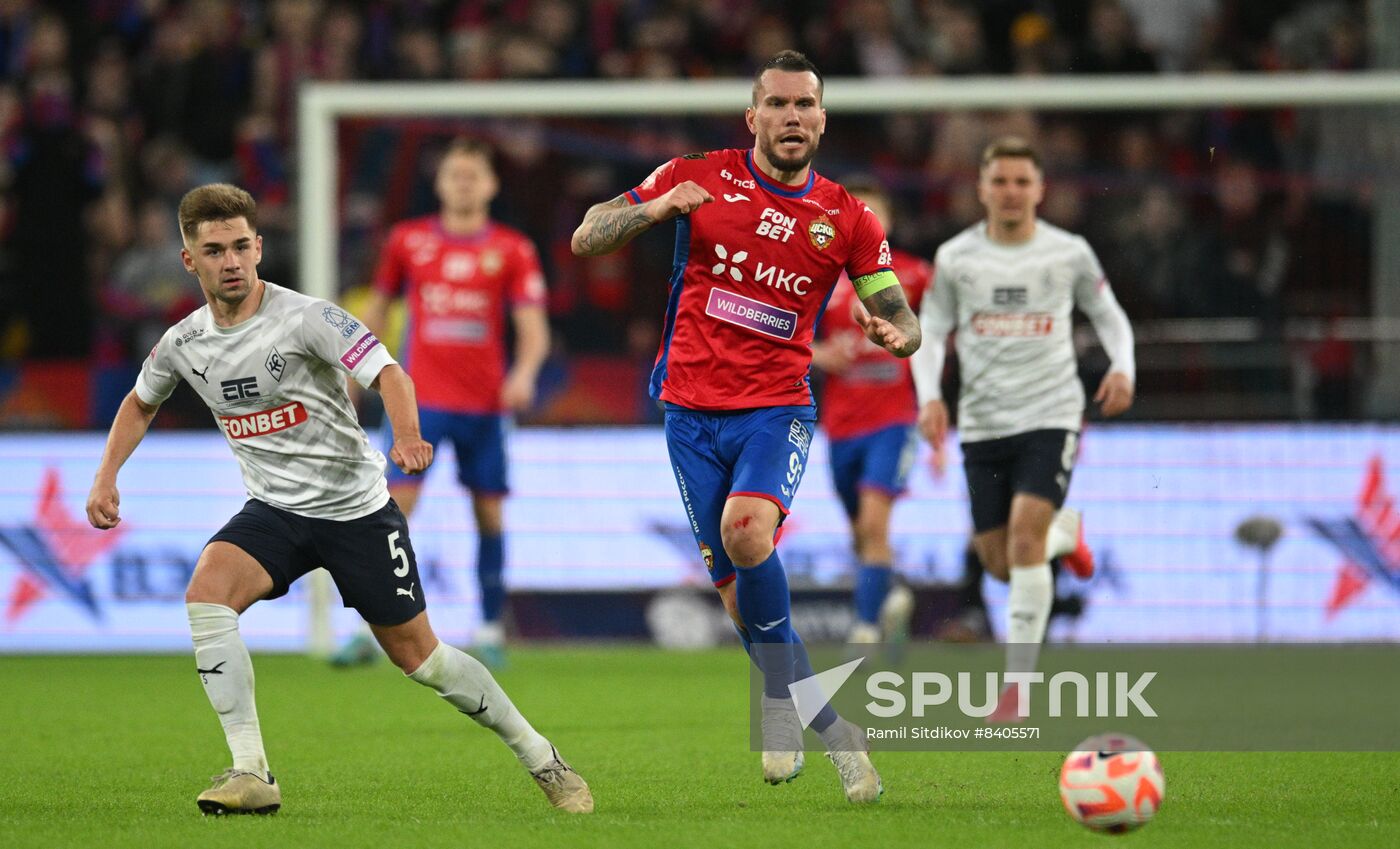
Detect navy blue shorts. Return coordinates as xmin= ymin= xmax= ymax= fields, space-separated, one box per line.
xmin=384 ymin=407 xmax=508 ymax=494
xmin=664 ymin=405 xmax=816 ymax=588
xmin=961 ymin=428 xmax=1078 ymax=533
xmin=827 ymin=423 xmax=919 ymax=519
xmin=208 ymin=498 xmax=426 ymax=627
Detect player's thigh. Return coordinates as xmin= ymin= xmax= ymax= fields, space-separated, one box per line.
xmin=451 ymin=414 xmax=510 ymax=498
xmin=664 ymin=409 xmax=737 ymax=589
xmin=962 ymin=435 xmax=1015 ymax=536
xmin=384 ymin=407 xmax=451 ymax=489
xmin=311 ymin=499 xmax=427 ymax=627
xmin=196 ymin=499 xmax=318 ymax=611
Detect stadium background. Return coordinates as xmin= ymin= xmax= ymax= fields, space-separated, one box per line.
xmin=2 ymin=0 xmax=1400 ymax=652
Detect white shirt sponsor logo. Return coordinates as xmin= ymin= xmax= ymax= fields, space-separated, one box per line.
xmin=970 ymin=312 xmax=1054 ymax=337
xmin=219 ymin=401 xmax=308 ymax=440
xmin=720 ymin=168 xmax=757 ymax=189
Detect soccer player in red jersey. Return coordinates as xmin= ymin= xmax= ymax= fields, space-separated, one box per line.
xmin=811 ymin=180 xmax=930 ymax=648
xmin=572 ymin=51 xmax=920 ymax=803
xmin=333 ymin=137 xmax=549 ymax=669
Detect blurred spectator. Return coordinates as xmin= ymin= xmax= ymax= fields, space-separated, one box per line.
xmin=1118 ymin=0 xmax=1219 ymax=72
xmin=10 ymin=66 xmax=103 ymax=357
xmin=0 ymin=0 xmax=1383 ymax=423
xmin=1188 ymin=160 xmax=1289 ymax=320
xmin=1073 ymin=0 xmax=1157 ymax=74
xmin=104 ymin=200 xmax=200 ymax=359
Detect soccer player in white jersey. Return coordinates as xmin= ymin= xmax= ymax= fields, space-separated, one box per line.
xmin=84 ymin=184 xmax=592 ymax=815
xmin=911 ymin=138 xmax=1135 ymax=722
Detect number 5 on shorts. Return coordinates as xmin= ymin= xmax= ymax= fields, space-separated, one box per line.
xmin=387 ymin=530 xmax=410 ymax=577
xmin=1060 ymin=432 xmax=1079 ymax=474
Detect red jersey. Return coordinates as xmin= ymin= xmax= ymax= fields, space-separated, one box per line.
xmin=373 ymin=216 xmax=546 ymax=414
xmin=817 ymin=247 xmax=931 ymax=441
xmin=628 ymin=149 xmax=892 ymax=411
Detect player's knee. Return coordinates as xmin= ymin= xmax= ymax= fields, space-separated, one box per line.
xmin=853 ymin=519 xmax=887 ymax=557
xmin=185 ymin=565 xmax=238 ymax=608
xmin=976 ymin=545 xmax=1010 ymax=582
xmin=389 ymin=646 xmax=429 ymax=676
xmin=722 ymin=525 xmax=773 ymax=569
xmin=374 ymin=614 xmax=438 ymax=674
xmin=1008 ymin=533 xmax=1047 ymax=569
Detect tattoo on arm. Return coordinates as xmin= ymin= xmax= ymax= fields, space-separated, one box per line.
xmin=864 ymin=286 xmax=923 ymax=357
xmin=573 ymin=195 xmax=655 ymax=256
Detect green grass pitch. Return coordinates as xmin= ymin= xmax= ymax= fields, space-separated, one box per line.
xmin=1 ymin=648 xmax=1395 ymax=848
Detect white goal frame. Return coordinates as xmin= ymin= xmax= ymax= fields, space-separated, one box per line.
xmin=295 ymin=71 xmax=1400 ymax=653
xmin=298 ymin=71 xmax=1400 ymax=303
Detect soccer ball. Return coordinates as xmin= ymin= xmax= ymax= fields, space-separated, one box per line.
xmin=1059 ymin=733 xmax=1165 ymax=833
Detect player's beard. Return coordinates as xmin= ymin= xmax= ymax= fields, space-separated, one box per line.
xmin=760 ymin=133 xmax=819 ymax=178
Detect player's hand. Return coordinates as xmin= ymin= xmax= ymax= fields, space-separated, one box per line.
xmin=917 ymin=400 xmax=948 ymax=449
xmin=853 ymin=302 xmax=912 ymax=355
xmin=648 ymin=181 xmax=714 ymax=223
xmin=500 ymin=368 xmax=537 ymax=412
xmin=1095 ymin=371 xmax=1134 ymax=418
xmin=811 ymin=337 xmax=857 ymax=374
xmin=929 ymin=437 xmax=948 ymax=482
xmin=389 ymin=437 xmax=434 ymax=475
xmin=86 ymin=480 xmax=121 ymax=529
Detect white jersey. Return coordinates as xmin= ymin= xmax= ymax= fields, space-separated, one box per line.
xmin=912 ymin=220 xmax=1135 ymax=443
xmin=135 ymin=281 xmax=397 ymax=520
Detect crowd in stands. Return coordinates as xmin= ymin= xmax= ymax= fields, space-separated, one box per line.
xmin=0 ymin=0 xmax=1379 ymax=425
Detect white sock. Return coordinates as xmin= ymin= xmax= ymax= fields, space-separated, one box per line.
xmin=1004 ymin=563 xmax=1053 ymax=676
xmin=408 ymin=641 xmax=552 ymax=771
xmin=187 ymin=602 xmax=269 ymax=776
xmin=1046 ymin=510 xmax=1075 ymax=558
xmin=476 ymin=621 xmax=504 ymax=647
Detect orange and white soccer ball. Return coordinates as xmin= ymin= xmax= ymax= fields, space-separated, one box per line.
xmin=1059 ymin=733 xmax=1165 ymax=833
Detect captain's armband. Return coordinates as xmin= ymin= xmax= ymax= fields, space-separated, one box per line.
xmin=852 ymin=269 xmax=898 ymax=300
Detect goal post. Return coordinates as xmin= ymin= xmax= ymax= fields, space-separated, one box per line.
xmin=294 ymin=71 xmax=1400 ymax=654
xmin=296 ymin=71 xmax=1400 ymax=304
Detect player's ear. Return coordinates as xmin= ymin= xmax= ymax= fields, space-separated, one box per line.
xmin=253 ymin=233 xmax=263 ymax=264
xmin=745 ymin=106 xmax=757 ymax=134
xmin=180 ymin=247 xmax=196 ymax=275
xmin=818 ymin=107 xmax=827 ymax=136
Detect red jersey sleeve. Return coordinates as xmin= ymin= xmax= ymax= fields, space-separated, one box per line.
xmin=626 ymin=156 xmax=687 ymax=205
xmin=894 ymin=250 xmax=933 ymax=310
xmin=844 ymin=201 xmax=893 ymax=280
xmin=508 ymin=235 xmax=548 ymax=308
xmin=372 ymin=224 xmax=408 ymax=297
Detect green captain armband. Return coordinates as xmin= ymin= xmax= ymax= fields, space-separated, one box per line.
xmin=852 ymin=269 xmax=899 ymax=300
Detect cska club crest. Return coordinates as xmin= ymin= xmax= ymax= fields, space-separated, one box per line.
xmin=807 ymin=214 xmax=836 ymax=250
xmin=698 ymin=540 xmax=715 ymax=573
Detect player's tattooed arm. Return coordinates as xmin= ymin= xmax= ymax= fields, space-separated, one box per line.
xmin=571 ymin=182 xmax=714 ymax=256
xmin=570 ymin=195 xmax=658 ymax=256
xmin=857 ymin=283 xmax=922 ymax=358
